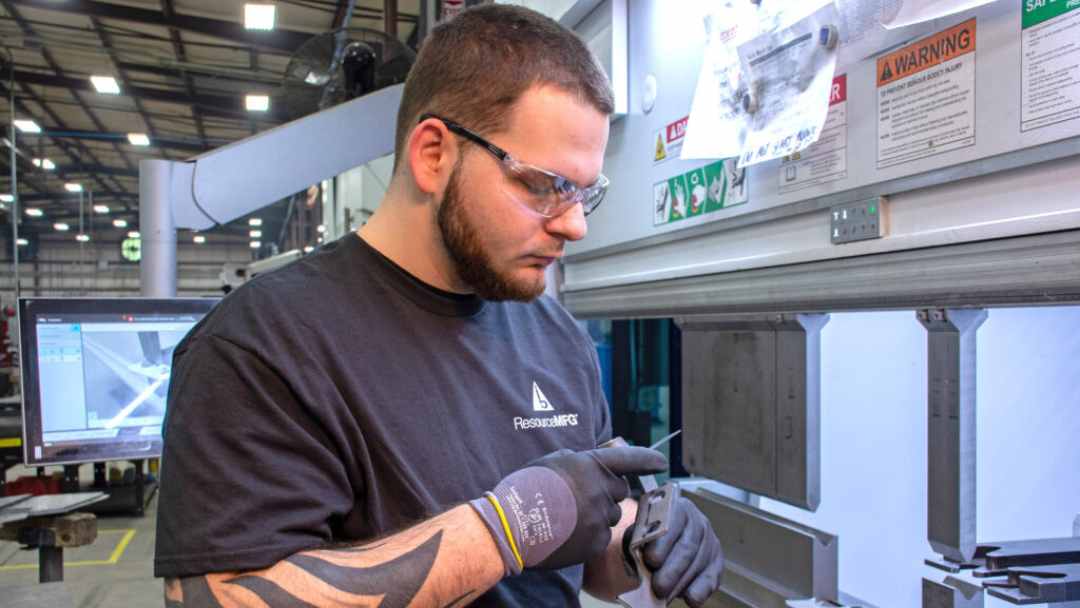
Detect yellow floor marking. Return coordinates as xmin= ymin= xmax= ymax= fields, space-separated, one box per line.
xmin=0 ymin=528 xmax=137 ymax=571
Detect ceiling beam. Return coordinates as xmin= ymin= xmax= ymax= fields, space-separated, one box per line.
xmin=7 ymin=0 xmax=313 ymax=53
xmin=160 ymin=0 xmax=207 ymax=150
xmin=38 ymin=129 xmax=208 ymax=153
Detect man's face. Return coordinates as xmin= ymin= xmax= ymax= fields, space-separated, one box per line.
xmin=436 ymin=85 xmax=609 ymax=302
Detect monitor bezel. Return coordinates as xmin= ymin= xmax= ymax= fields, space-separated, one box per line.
xmin=18 ymin=297 xmax=218 ymax=467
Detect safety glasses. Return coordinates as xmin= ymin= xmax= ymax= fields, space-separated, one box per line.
xmin=419 ymin=113 xmax=609 ymax=217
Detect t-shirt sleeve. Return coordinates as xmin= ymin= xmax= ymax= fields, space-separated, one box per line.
xmin=584 ymin=331 xmax=612 ymax=446
xmin=154 ymin=334 xmax=355 ymax=578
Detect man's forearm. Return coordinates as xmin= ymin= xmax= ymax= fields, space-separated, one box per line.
xmin=582 ymin=497 xmax=640 ymax=601
xmin=164 ymin=504 xmax=504 ymax=607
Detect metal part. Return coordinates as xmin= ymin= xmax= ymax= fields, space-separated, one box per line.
xmin=919 ymin=309 xmax=986 ymax=564
xmin=679 ymin=314 xmax=827 ymax=510
xmin=0 ymin=511 xmax=99 ymax=583
xmin=618 ymin=482 xmax=680 ymax=608
xmin=786 ymin=593 xmax=880 ymax=608
xmin=562 ymin=230 xmax=1080 ymax=318
xmin=984 ymin=563 xmax=1080 ymax=604
xmin=650 ymin=429 xmax=682 ymax=451
xmin=140 ymin=159 xmax=178 ymax=297
xmin=683 ymin=486 xmax=839 ymax=606
xmin=923 ymin=577 xmax=984 ymax=608
xmin=972 ymin=538 xmax=1080 ymax=573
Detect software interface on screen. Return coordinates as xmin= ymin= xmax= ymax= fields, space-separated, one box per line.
xmin=29 ymin=312 xmax=201 ymax=463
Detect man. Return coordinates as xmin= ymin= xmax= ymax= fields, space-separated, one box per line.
xmin=155 ymin=5 xmax=723 ymax=607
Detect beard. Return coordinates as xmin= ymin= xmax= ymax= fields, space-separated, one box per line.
xmin=437 ymin=166 xmax=546 ymax=302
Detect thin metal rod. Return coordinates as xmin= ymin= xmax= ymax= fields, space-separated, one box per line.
xmin=6 ymin=47 xmax=19 ymax=301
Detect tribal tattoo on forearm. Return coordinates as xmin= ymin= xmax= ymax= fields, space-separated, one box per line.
xmin=164 ymin=531 xmax=473 ymax=607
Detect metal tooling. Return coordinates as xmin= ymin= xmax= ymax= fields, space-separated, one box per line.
xmin=972 ymin=538 xmax=1080 ymax=573
xmin=983 ymin=563 xmax=1080 ymax=604
xmin=618 ymin=482 xmax=681 ymax=608
xmin=923 ymin=577 xmax=985 ymax=608
xmin=785 ymin=593 xmax=880 ymax=608
xmin=682 ymin=486 xmax=839 ymax=606
xmin=678 ymin=314 xmax=829 ymax=511
xmin=918 ymin=309 xmax=987 ymax=564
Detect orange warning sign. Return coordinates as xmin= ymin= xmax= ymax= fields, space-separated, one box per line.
xmin=877 ymin=18 xmax=976 ymax=87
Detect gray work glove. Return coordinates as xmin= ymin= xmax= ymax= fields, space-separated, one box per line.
xmin=627 ymin=495 xmax=724 ymax=607
xmin=470 ymin=446 xmax=668 ymax=575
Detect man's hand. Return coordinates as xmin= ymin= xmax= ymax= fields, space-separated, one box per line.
xmin=633 ymin=495 xmax=723 ymax=607
xmin=470 ymin=446 xmax=668 ymax=575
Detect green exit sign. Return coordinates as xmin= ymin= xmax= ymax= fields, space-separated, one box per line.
xmin=121 ymin=237 xmax=141 ymax=262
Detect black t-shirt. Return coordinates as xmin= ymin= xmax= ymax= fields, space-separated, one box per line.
xmin=154 ymin=233 xmax=612 ymax=606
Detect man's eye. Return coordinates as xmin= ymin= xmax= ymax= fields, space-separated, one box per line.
xmin=512 ymin=169 xmax=554 ymax=195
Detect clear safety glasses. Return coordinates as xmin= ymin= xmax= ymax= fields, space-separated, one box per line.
xmin=419 ymin=113 xmax=609 ymax=217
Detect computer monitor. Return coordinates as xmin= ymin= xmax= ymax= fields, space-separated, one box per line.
xmin=19 ymin=298 xmax=218 ymax=466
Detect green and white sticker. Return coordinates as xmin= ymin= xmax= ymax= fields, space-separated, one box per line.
xmin=653 ymin=159 xmax=747 ymax=226
xmin=1021 ymin=0 xmax=1080 ymax=131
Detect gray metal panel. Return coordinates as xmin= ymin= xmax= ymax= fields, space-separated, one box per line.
xmin=683 ymin=488 xmax=839 ymax=605
xmin=923 ymin=577 xmax=985 ymax=608
xmin=679 ymin=314 xmax=826 ymax=510
xmin=919 ymin=309 xmax=987 ymax=564
xmin=562 ymin=230 xmax=1080 ymax=318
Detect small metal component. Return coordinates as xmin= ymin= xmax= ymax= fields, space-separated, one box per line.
xmin=984 ymin=563 xmax=1080 ymax=604
xmin=649 ymin=430 xmax=681 ymax=451
xmin=923 ymin=576 xmax=984 ymax=608
xmin=617 ymin=483 xmax=680 ymax=608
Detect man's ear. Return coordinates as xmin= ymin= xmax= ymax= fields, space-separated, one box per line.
xmin=407 ymin=117 xmax=457 ymax=196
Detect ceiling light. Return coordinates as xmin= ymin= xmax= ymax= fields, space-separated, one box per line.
xmin=249 ymin=230 xmax=262 ymax=238
xmin=64 ymin=183 xmax=83 ymax=193
xmin=16 ymin=238 xmax=28 ymax=247
xmin=54 ymin=222 xmax=69 ymax=231
xmin=193 ymin=235 xmax=206 ymax=244
xmin=303 ymin=245 xmax=314 ymax=253
xmin=127 ymin=231 xmax=140 ymax=239
xmin=244 ymin=3 xmax=276 ymax=30
xmin=25 ymin=208 xmax=43 ymax=217
xmin=32 ymin=158 xmax=55 ymax=170
xmin=316 ymin=224 xmax=325 ymax=233
xmin=127 ymin=133 xmax=150 ymax=146
xmin=113 ymin=218 xmax=127 ymax=228
xmin=76 ymin=233 xmax=90 ymax=242
xmin=14 ymin=120 xmax=41 ymax=134
xmin=90 ymin=75 xmax=120 ymax=95
xmin=245 ymin=94 xmax=270 ymax=112
xmin=0 ymin=194 xmax=12 ymax=203
xmin=248 ymin=217 xmax=262 ymax=226
xmin=93 ymin=205 xmax=109 ymax=214
xmin=249 ymin=241 xmax=261 ymax=249
xmin=317 ymin=237 xmax=323 ymax=243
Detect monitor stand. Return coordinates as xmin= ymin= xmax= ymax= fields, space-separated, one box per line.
xmin=61 ymin=460 xmax=156 ymax=517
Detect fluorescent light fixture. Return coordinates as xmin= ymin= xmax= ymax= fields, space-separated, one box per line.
xmin=248 ymin=217 xmax=262 ymax=226
xmin=127 ymin=133 xmax=150 ymax=146
xmin=90 ymin=75 xmax=121 ymax=95
xmin=193 ymin=235 xmax=206 ymax=244
xmin=93 ymin=205 xmax=110 ymax=214
xmin=16 ymin=238 xmax=28 ymax=247
xmin=54 ymin=222 xmax=70 ymax=231
xmin=76 ymin=233 xmax=90 ymax=242
xmin=317 ymin=237 xmax=323 ymax=243
xmin=245 ymin=94 xmax=270 ymax=112
xmin=249 ymin=241 xmax=261 ymax=249
xmin=244 ymin=3 xmax=276 ymax=30
xmin=127 ymin=231 xmax=140 ymax=239
xmin=32 ymin=158 xmax=55 ymax=170
xmin=25 ymin=208 xmax=43 ymax=217
xmin=0 ymin=194 xmax=12 ymax=203
xmin=303 ymin=245 xmax=314 ymax=253
xmin=113 ymin=218 xmax=127 ymax=228
xmin=249 ymin=230 xmax=262 ymax=238
xmin=64 ymin=182 xmax=83 ymax=193
xmin=14 ymin=120 xmax=41 ymax=134
xmin=316 ymin=224 xmax=325 ymax=233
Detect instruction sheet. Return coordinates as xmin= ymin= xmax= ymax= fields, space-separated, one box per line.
xmin=779 ymin=74 xmax=848 ymax=193
xmin=736 ymin=1 xmax=840 ymax=168
xmin=881 ymin=0 xmax=998 ymax=29
xmin=1021 ymin=0 xmax=1080 ymax=132
xmin=876 ymin=18 xmax=977 ymax=169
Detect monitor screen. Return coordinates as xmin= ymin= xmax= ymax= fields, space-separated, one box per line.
xmin=19 ymin=298 xmax=218 ymax=466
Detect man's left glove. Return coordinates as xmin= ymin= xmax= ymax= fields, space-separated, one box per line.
xmin=625 ymin=495 xmax=724 ymax=607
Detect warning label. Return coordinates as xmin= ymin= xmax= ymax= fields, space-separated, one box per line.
xmin=877 ymin=19 xmax=977 ymax=169
xmin=780 ymin=74 xmax=848 ymax=194
xmin=653 ymin=116 xmax=688 ymax=164
xmin=1021 ymin=0 xmax=1080 ymax=132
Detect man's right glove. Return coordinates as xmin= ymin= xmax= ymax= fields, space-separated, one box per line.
xmin=470 ymin=446 xmax=668 ymax=576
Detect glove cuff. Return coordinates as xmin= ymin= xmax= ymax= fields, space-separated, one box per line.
xmin=469 ymin=492 xmax=524 ymax=576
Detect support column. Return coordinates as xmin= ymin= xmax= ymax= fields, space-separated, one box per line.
xmin=139 ymin=159 xmax=177 ymax=297
xmin=919 ymin=308 xmax=987 ymax=565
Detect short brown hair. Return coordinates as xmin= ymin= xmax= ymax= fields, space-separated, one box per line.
xmin=392 ymin=4 xmax=614 ymax=171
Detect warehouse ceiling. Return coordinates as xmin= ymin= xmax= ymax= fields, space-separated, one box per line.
xmin=0 ymin=0 xmax=419 ymax=244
